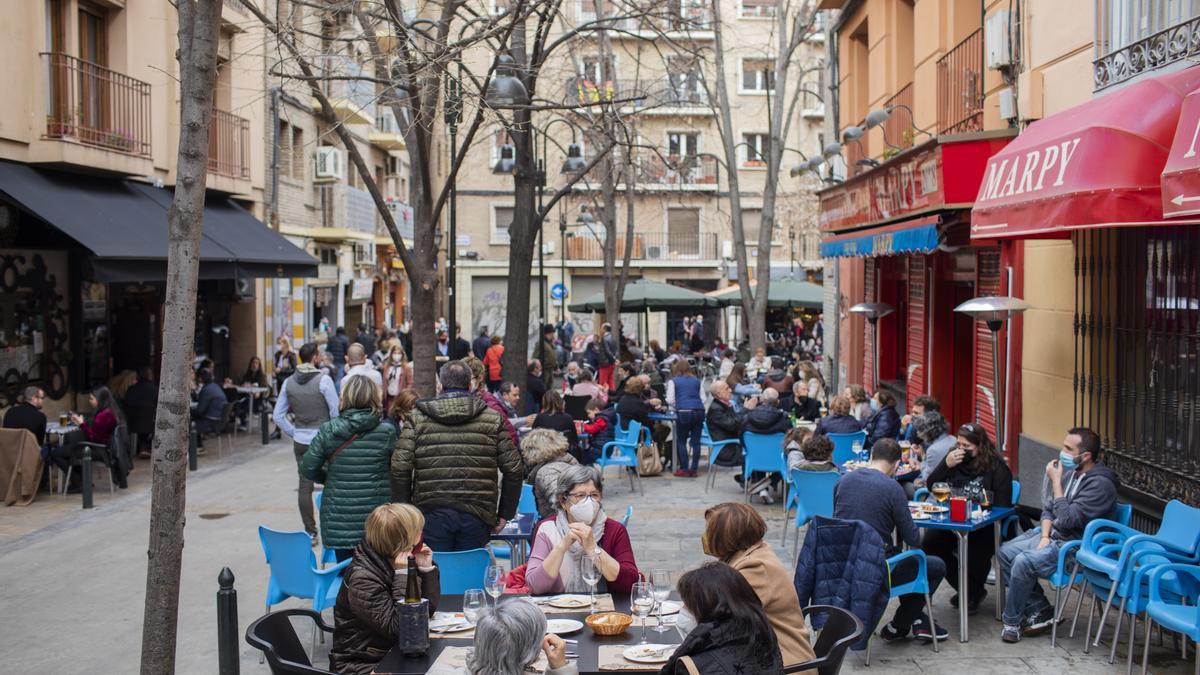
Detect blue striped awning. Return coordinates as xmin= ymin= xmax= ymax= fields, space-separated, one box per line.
xmin=819 ymin=217 xmax=941 ymax=258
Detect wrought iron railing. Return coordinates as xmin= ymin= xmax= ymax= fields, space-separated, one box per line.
xmin=881 ymin=82 xmax=914 ymax=154
xmin=1093 ymin=1 xmax=1200 ymax=91
xmin=318 ymin=183 xmax=378 ymax=233
xmin=578 ymin=153 xmax=719 ymax=188
xmin=42 ymin=52 xmax=152 ymax=157
xmin=936 ymin=29 xmax=983 ymax=135
xmin=1073 ymin=227 xmax=1200 ymax=511
xmin=208 ymin=108 xmax=250 ymax=179
xmin=564 ymin=232 xmax=719 ymax=261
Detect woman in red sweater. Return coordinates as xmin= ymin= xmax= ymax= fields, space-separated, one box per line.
xmin=54 ymin=386 xmax=127 ymax=491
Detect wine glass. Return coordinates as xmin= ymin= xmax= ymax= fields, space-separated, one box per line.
xmin=580 ymin=556 xmax=601 ymax=614
xmin=463 ymin=589 xmax=486 ymax=624
xmin=649 ymin=569 xmax=672 ymax=633
xmin=484 ymin=564 xmax=507 ymax=607
xmin=931 ymin=482 xmax=951 ymax=520
xmin=851 ymin=440 xmax=865 ymax=463
xmin=632 ymin=581 xmax=655 ymax=644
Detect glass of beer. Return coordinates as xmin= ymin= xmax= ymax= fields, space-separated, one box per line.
xmin=59 ymin=412 xmax=69 ymax=427
xmin=931 ymin=482 xmax=952 ymax=519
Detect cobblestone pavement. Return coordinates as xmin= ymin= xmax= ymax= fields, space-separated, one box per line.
xmin=0 ymin=437 xmax=1191 ymax=673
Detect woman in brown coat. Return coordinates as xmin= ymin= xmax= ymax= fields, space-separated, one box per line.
xmin=702 ymin=502 xmax=817 ymax=672
xmin=330 ymin=503 xmax=440 ymax=675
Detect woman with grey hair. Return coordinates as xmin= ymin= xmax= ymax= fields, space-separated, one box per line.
xmin=467 ymin=600 xmax=577 ymax=674
xmin=521 ymin=428 xmax=579 ymax=518
xmin=910 ymin=410 xmax=955 ymax=493
xmin=525 ymin=465 xmax=640 ymax=595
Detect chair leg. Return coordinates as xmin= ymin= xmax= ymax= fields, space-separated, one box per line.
xmin=864 ymin=635 xmax=872 ymax=667
xmin=926 ymin=592 xmax=939 ymax=653
xmin=1084 ymin=595 xmax=1098 ymax=654
xmin=792 ymin=522 xmax=801 ymax=560
xmin=1109 ymin=595 xmax=1128 ymax=664
xmin=1052 ymin=585 xmax=1063 ymax=649
xmin=310 ymin=620 xmax=317 ymax=657
xmin=1126 ymin=613 xmax=1138 ymax=675
xmin=261 ymin=603 xmax=269 ymax=664
xmin=1141 ymin=617 xmax=1153 ymax=675
xmin=1069 ymin=573 xmax=1087 ymax=638
xmin=64 ymin=466 xmax=72 ymax=495
xmin=1095 ymin=583 xmax=1119 ymax=646
xmin=636 ymin=469 xmax=644 ymax=496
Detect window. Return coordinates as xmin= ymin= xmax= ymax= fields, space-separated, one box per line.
xmin=492 ymin=205 xmax=514 ymax=244
xmin=317 ymin=247 xmax=337 ymax=265
xmin=741 ymin=59 xmax=775 ymax=92
xmin=740 ymin=0 xmax=777 ymax=18
xmin=666 ymin=56 xmax=705 ymax=105
xmin=667 ymin=207 xmax=700 ymax=256
xmin=667 ymin=132 xmax=699 ymax=159
xmin=279 ymin=120 xmax=304 ymax=180
xmin=1095 ymin=0 xmax=1200 ymax=89
xmin=578 ymin=0 xmax=610 ymax=22
xmin=742 ymin=133 xmax=770 ymax=166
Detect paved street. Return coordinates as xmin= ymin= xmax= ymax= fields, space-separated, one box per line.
xmin=0 ymin=436 xmax=1191 ymax=674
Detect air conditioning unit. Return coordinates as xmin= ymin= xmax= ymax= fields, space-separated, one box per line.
xmin=646 ymin=245 xmax=664 ymax=260
xmin=353 ymin=241 xmax=376 ymax=265
xmin=314 ymin=146 xmax=345 ymax=181
xmin=985 ymin=11 xmax=1014 ymax=70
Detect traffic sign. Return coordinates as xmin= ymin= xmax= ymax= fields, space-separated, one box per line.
xmin=551 ymin=283 xmax=568 ymax=300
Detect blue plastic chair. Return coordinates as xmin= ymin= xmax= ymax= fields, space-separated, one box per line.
xmin=257 ymin=525 xmax=350 ymax=654
xmin=1000 ymin=481 xmax=1023 ymax=536
xmin=1096 ymin=540 xmax=1194 ymax=667
xmin=702 ymin=421 xmax=741 ymax=493
xmin=828 ymin=431 xmax=867 ymax=466
xmin=1143 ymin=564 xmax=1200 ymax=675
xmin=493 ymin=484 xmax=540 ymax=561
xmin=597 ymin=416 xmax=644 ymax=495
xmin=783 ymin=468 xmax=840 ymax=557
xmin=741 ymin=432 xmax=786 ymax=502
xmin=865 ymin=549 xmax=939 ymax=665
xmin=1050 ymin=502 xmax=1132 ymax=648
xmin=312 ymin=492 xmax=336 ymax=566
xmin=621 ymin=505 xmax=633 ymax=528
xmin=433 ymin=548 xmax=495 ymax=594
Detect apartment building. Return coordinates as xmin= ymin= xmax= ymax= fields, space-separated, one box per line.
xmin=448 ymin=0 xmax=828 ymax=346
xmin=0 ymin=0 xmax=313 ymax=406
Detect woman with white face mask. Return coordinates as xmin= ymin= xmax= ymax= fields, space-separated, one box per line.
xmin=525 ymin=465 xmax=641 ymax=595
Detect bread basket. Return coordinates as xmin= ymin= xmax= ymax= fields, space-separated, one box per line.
xmin=585 ymin=611 xmax=633 ymax=636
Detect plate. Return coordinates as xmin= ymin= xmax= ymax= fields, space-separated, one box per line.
xmin=546 ymin=619 xmax=584 ymax=635
xmin=656 ymin=600 xmax=683 ymax=615
xmin=909 ymin=509 xmax=931 ymax=520
xmin=623 ymin=644 xmax=676 ymax=664
xmin=547 ymin=595 xmax=593 ymax=609
xmin=908 ymin=501 xmax=948 ymax=514
xmin=429 ymin=615 xmax=474 ymax=633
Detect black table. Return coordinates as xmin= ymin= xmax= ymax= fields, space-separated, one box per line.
xmin=373 ymin=593 xmax=680 ymax=674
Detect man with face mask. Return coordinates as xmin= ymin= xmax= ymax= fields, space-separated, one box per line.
xmin=996 ymin=427 xmax=1118 ymax=643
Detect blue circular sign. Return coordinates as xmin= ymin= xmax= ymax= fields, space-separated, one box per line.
xmin=551 ymin=283 xmax=568 ymax=300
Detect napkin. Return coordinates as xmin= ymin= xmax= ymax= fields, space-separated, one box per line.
xmin=597 ymin=644 xmax=674 ymax=671
xmin=533 ymin=593 xmax=616 ymax=614
xmin=427 ymin=646 xmax=550 ymax=674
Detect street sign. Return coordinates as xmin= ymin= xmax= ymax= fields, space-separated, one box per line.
xmin=1163 ymin=88 xmax=1200 ymax=218
xmin=551 ymin=283 xmax=568 ymax=300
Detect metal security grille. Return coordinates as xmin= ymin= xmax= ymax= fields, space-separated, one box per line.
xmin=863 ymin=260 xmax=877 ymax=390
xmin=906 ymin=256 xmax=927 ymax=405
xmin=975 ymin=250 xmax=1001 ymax=440
xmin=1073 ymin=227 xmax=1200 ymax=510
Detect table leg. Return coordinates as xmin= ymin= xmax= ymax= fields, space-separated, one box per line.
xmin=993 ymin=522 xmax=1006 ymax=622
xmin=958 ymin=531 xmax=970 ymax=642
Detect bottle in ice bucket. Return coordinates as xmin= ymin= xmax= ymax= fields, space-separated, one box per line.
xmin=949 ymin=497 xmax=968 ymax=523
xmin=396 ymin=554 xmax=430 ymax=656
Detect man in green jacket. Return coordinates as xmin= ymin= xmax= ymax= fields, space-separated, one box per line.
xmin=392 ymin=360 xmax=524 ymax=551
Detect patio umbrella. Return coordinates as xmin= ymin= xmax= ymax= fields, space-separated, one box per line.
xmin=566 ymin=279 xmax=718 ymax=313
xmin=709 ymin=279 xmax=824 ymax=309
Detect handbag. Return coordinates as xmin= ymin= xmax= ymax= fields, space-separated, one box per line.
xmin=325 ymin=433 xmax=361 ymax=466
xmin=636 ymin=442 xmax=662 ymax=476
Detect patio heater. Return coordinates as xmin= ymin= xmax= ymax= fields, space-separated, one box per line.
xmin=848 ymin=302 xmax=894 ymax=392
xmin=954 ymin=296 xmax=1029 ymax=454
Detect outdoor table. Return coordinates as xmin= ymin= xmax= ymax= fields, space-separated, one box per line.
xmin=914 ymin=506 xmax=1013 ymax=642
xmin=235 ymin=385 xmax=273 ymax=444
xmin=490 ymin=512 xmax=537 ymax=566
xmin=647 ymin=411 xmax=677 ymax=469
xmin=45 ymin=422 xmax=78 ymax=494
xmin=373 ymin=593 xmax=680 ymax=674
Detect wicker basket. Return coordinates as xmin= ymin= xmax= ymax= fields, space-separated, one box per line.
xmin=585 ymin=612 xmax=633 ymax=636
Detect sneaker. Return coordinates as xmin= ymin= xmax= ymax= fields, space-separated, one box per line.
xmin=673 ymin=470 xmax=690 ymax=478
xmin=733 ymin=474 xmax=745 ymax=486
xmin=878 ymin=622 xmax=912 ymax=643
xmin=757 ymin=487 xmax=775 ymax=505
xmin=687 ymin=470 xmax=699 ymax=477
xmin=748 ymin=476 xmax=772 ymax=493
xmin=912 ymin=618 xmax=949 ymax=642
xmin=1001 ymin=624 xmax=1022 ymax=643
xmin=1021 ymin=605 xmax=1056 ymax=636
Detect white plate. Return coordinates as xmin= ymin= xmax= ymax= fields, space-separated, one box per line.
xmin=546 ymin=619 xmax=584 ymax=635
xmin=910 ymin=509 xmax=931 ymax=520
xmin=908 ymin=501 xmax=949 ymax=514
xmin=429 ymin=615 xmax=474 ymax=633
xmin=656 ymin=600 xmax=683 ymax=615
xmin=547 ymin=595 xmax=592 ymax=609
xmin=623 ymin=644 xmax=675 ymax=664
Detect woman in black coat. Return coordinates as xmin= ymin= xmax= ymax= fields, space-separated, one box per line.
xmin=614 ymin=375 xmax=658 ymax=431
xmin=660 ymin=562 xmax=784 ymax=674
xmin=814 ymin=394 xmax=865 ymax=437
xmin=532 ymin=390 xmax=581 ymax=461
xmin=863 ymin=389 xmax=902 ymax=447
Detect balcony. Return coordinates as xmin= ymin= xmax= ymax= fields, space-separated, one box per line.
xmin=207 ymin=108 xmax=250 ymax=180
xmin=318 ymin=183 xmax=378 ymax=238
xmin=881 ymin=82 xmax=914 ymax=155
xmin=1093 ymin=2 xmax=1200 ymax=91
xmin=311 ymin=55 xmax=375 ymax=126
xmin=595 ymin=8 xmax=715 ymax=39
xmin=41 ymin=52 xmax=151 ymax=158
xmin=577 ymin=154 xmax=719 ymax=191
xmin=936 ymin=29 xmax=983 ymax=135
xmin=568 ymin=77 xmax=712 ymax=113
xmin=564 ymin=232 xmax=719 ymax=262
xmin=369 ymin=109 xmax=406 ymax=151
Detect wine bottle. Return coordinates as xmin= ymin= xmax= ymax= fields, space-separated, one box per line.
xmin=404 ymin=555 xmax=420 ymax=603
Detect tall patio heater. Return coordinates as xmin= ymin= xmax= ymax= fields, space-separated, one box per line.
xmin=848 ymin=302 xmax=894 ymax=392
xmin=954 ymin=296 xmax=1030 ymax=454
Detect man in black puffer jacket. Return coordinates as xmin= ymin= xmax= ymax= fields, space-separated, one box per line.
xmin=392 ymin=360 xmax=524 ymax=552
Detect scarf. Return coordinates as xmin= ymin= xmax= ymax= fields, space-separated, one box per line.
xmin=542 ymin=510 xmax=607 ymax=592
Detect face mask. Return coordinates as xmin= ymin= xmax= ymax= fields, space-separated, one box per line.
xmin=568 ymin=497 xmax=598 ymax=524
xmin=1059 ymin=451 xmax=1079 ymax=472
xmin=676 ymin=607 xmax=698 ymax=636
xmin=870 ymin=398 xmax=880 ymax=412
xmin=392 ymin=354 xmax=402 ymax=363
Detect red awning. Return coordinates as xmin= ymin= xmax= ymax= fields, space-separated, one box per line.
xmin=971 ymin=66 xmax=1200 ymax=239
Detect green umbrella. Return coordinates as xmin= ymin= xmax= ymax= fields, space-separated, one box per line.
xmin=711 ymin=279 xmax=824 ymax=309
xmin=567 ymin=279 xmax=718 ymax=312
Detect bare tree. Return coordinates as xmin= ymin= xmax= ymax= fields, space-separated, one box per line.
xmin=139 ymin=2 xmax=223 ymax=672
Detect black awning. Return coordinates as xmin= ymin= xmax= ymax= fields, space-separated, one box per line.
xmin=0 ymin=161 xmax=316 ymax=281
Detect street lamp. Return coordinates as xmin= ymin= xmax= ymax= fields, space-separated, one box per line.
xmin=848 ymin=302 xmax=894 ymax=392
xmin=484 ymin=54 xmax=530 ymax=108
xmin=558 ymin=205 xmax=597 ymax=324
xmin=954 ymin=296 xmax=1029 ymax=454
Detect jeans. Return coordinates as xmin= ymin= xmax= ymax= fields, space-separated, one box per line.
xmin=998 ymin=528 xmax=1060 ymax=626
xmin=674 ymin=409 xmax=704 ymax=472
xmin=422 ymin=506 xmax=492 ymax=552
xmin=890 ymin=553 xmax=947 ymax=630
xmin=293 ymin=442 xmax=317 ymax=537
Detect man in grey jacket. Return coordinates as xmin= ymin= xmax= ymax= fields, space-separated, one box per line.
xmin=997 ymin=427 xmax=1118 ymax=643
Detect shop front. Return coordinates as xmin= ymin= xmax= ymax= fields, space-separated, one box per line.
xmin=820 ymin=133 xmax=1015 ymax=449
xmin=971 ymin=65 xmax=1200 ymax=511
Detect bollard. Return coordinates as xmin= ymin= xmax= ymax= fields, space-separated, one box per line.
xmin=217 ymin=567 xmax=240 ymax=675
xmin=188 ymin=428 xmax=198 ymax=471
xmin=80 ymin=447 xmax=93 ymax=509
xmin=260 ymin=407 xmax=269 ymax=445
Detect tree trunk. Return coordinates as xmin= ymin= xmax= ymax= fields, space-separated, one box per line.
xmin=408 ymin=189 xmax=439 ymax=396
xmin=139 ymin=2 xmax=222 ymax=672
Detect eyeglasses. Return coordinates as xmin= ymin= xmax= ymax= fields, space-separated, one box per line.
xmin=568 ymin=492 xmax=601 ymax=502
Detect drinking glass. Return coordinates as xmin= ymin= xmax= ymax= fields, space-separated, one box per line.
xmin=484 ymin=564 xmax=507 ymax=607
xmin=931 ymin=482 xmax=952 ymax=520
xmin=649 ymin=569 xmax=672 ymax=633
xmin=463 ymin=589 xmax=486 ymax=624
xmin=851 ymin=441 xmax=865 ymax=463
xmin=632 ymin=581 xmax=655 ymax=644
xmin=580 ymin=556 xmax=601 ymax=614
